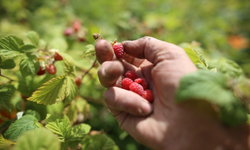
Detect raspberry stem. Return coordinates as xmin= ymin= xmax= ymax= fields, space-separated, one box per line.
xmin=0 ymin=69 xmax=15 ymax=83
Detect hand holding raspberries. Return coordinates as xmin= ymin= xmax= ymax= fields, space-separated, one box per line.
xmin=94 ymin=37 xmax=222 ymax=150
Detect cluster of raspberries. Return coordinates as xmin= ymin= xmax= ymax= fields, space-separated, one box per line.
xmin=120 ymin=70 xmax=154 ymax=103
xmin=112 ymin=42 xmax=154 ymax=103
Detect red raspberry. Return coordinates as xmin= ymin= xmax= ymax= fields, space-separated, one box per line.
xmin=141 ymin=90 xmax=154 ymax=103
xmin=63 ymin=27 xmax=74 ymax=36
xmin=73 ymin=21 xmax=81 ymax=32
xmin=46 ymin=64 xmax=57 ymax=75
xmin=54 ymin=52 xmax=63 ymax=61
xmin=125 ymin=70 xmax=138 ymax=81
xmin=112 ymin=43 xmax=124 ymax=58
xmin=74 ymin=77 xmax=82 ymax=87
xmin=129 ymin=82 xmax=144 ymax=95
xmin=121 ymin=78 xmax=133 ymax=90
xmin=135 ymin=78 xmax=148 ymax=90
xmin=37 ymin=66 xmax=46 ymax=75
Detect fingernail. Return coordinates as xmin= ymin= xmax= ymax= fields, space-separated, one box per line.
xmin=140 ymin=101 xmax=152 ymax=115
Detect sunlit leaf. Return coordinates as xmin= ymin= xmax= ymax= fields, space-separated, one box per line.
xmin=47 ymin=102 xmax=64 ymax=115
xmin=0 ymin=59 xmax=16 ymax=69
xmin=0 ymin=84 xmax=15 ymax=110
xmin=24 ymin=31 xmax=39 ymax=47
xmin=82 ymin=44 xmax=96 ymax=58
xmin=45 ymin=114 xmax=71 ymax=142
xmin=19 ymin=44 xmax=37 ymax=53
xmin=64 ymin=97 xmax=90 ymax=124
xmin=209 ymin=58 xmax=243 ymax=78
xmin=67 ymin=124 xmax=91 ymax=148
xmin=84 ymin=134 xmax=117 ymax=150
xmin=69 ymin=123 xmax=91 ymax=142
xmin=175 ymin=70 xmax=247 ymax=126
xmin=63 ymin=76 xmax=78 ymax=106
xmin=184 ymin=47 xmax=207 ymax=68
xmin=59 ymin=52 xmax=76 ymax=76
xmin=0 ymin=134 xmax=15 ymax=149
xmin=0 ymin=50 xmax=21 ymax=58
xmin=25 ymin=110 xmax=41 ymax=121
xmin=19 ymin=56 xmax=40 ymax=76
xmin=12 ymin=128 xmax=60 ymax=150
xmin=4 ymin=115 xmax=39 ymax=141
xmin=27 ymin=74 xmax=67 ymax=105
xmin=0 ymin=35 xmax=24 ymax=51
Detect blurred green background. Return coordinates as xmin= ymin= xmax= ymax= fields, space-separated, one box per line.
xmin=0 ymin=0 xmax=250 ymax=149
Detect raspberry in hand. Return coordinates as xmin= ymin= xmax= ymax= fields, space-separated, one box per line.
xmin=112 ymin=43 xmax=124 ymax=59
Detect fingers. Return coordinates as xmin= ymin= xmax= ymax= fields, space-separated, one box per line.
xmin=98 ymin=61 xmax=124 ymax=87
xmin=104 ymin=87 xmax=153 ymax=116
xmin=95 ymin=39 xmax=114 ymax=64
xmin=122 ymin=36 xmax=186 ymax=65
xmin=95 ymin=38 xmax=149 ymax=67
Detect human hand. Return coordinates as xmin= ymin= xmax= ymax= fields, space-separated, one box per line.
xmin=95 ymin=37 xmax=249 ymax=150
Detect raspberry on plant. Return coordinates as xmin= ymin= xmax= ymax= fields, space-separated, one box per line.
xmin=54 ymin=52 xmax=63 ymax=61
xmin=129 ymin=82 xmax=144 ymax=95
xmin=125 ymin=70 xmax=138 ymax=81
xmin=64 ymin=27 xmax=74 ymax=36
xmin=135 ymin=78 xmax=148 ymax=90
xmin=74 ymin=77 xmax=82 ymax=87
xmin=37 ymin=66 xmax=46 ymax=75
xmin=141 ymin=90 xmax=154 ymax=103
xmin=112 ymin=43 xmax=124 ymax=58
xmin=73 ymin=21 xmax=81 ymax=32
xmin=121 ymin=78 xmax=133 ymax=90
xmin=46 ymin=64 xmax=57 ymax=75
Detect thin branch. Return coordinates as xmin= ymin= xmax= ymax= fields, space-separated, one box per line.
xmin=81 ymin=59 xmax=97 ymax=80
xmin=0 ymin=74 xmax=15 ymax=83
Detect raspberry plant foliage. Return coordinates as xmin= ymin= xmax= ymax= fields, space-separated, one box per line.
xmin=175 ymin=46 xmax=250 ymax=126
xmin=0 ymin=32 xmax=118 ymax=150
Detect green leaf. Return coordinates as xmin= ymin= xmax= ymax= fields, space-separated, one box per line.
xmin=27 ymin=74 xmax=67 ymax=105
xmin=64 ymin=102 xmax=78 ymax=124
xmin=220 ymin=102 xmax=248 ymax=126
xmin=0 ymin=134 xmax=15 ymax=149
xmin=84 ymin=134 xmax=117 ymax=150
xmin=176 ymin=70 xmax=234 ymax=104
xmin=24 ymin=31 xmax=39 ymax=47
xmin=68 ymin=124 xmax=91 ymax=148
xmin=19 ymin=44 xmax=37 ymax=53
xmin=45 ymin=114 xmax=71 ymax=142
xmin=4 ymin=115 xmax=39 ymax=141
xmin=46 ymin=102 xmax=64 ymax=115
xmin=175 ymin=70 xmax=247 ymax=126
xmin=184 ymin=47 xmax=207 ymax=68
xmin=82 ymin=44 xmax=96 ymax=58
xmin=17 ymin=75 xmax=34 ymax=97
xmin=0 ymin=35 xmax=24 ymax=51
xmin=12 ymin=128 xmax=60 ymax=150
xmin=0 ymin=59 xmax=16 ymax=69
xmin=59 ymin=52 xmax=76 ymax=76
xmin=19 ymin=56 xmax=40 ymax=76
xmin=209 ymin=58 xmax=243 ymax=78
xmin=25 ymin=110 xmax=41 ymax=121
xmin=64 ymin=97 xmax=90 ymax=123
xmin=0 ymin=50 xmax=21 ymax=58
xmin=63 ymin=76 xmax=78 ymax=106
xmin=0 ymin=84 xmax=15 ymax=110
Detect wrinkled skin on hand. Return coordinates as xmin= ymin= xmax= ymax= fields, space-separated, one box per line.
xmin=95 ymin=37 xmax=249 ymax=150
